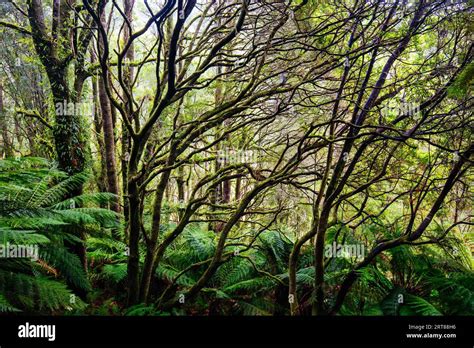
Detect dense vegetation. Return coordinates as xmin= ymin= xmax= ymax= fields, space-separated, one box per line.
xmin=0 ymin=0 xmax=472 ymax=316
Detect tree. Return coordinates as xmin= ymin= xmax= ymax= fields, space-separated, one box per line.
xmin=0 ymin=0 xmax=471 ymax=317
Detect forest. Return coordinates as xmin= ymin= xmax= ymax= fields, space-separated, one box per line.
xmin=0 ymin=0 xmax=472 ymax=317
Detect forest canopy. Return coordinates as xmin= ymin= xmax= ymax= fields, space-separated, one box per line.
xmin=0 ymin=0 xmax=472 ymax=316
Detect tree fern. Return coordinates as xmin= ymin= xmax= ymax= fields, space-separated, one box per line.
xmin=101 ymin=264 xmax=128 ymax=284
xmin=0 ymin=157 xmax=119 ymax=313
xmin=125 ymin=303 xmax=170 ymax=316
xmin=156 ymin=263 xmax=196 ymax=286
xmin=426 ymin=274 xmax=474 ymax=315
xmin=223 ymin=277 xmax=276 ymax=294
xmin=237 ymin=298 xmax=274 ymax=316
xmin=0 ymin=294 xmax=20 ymax=312
xmin=380 ymin=287 xmax=405 ymax=316
xmin=40 ymin=245 xmax=91 ymax=291
xmin=0 ymin=270 xmax=85 ymax=312
xmin=403 ymin=294 xmax=442 ymax=316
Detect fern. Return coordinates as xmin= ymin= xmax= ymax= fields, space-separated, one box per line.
xmin=156 ymin=263 xmax=196 ymax=286
xmin=0 ymin=157 xmax=119 ymax=313
xmin=426 ymin=274 xmax=474 ymax=315
xmin=40 ymin=245 xmax=91 ymax=291
xmin=237 ymin=298 xmax=274 ymax=316
xmin=221 ymin=257 xmax=255 ymax=288
xmin=380 ymin=287 xmax=405 ymax=316
xmin=125 ymin=303 xmax=170 ymax=316
xmin=0 ymin=270 xmax=85 ymax=312
xmin=223 ymin=277 xmax=276 ymax=294
xmin=0 ymin=294 xmax=20 ymax=312
xmin=403 ymin=294 xmax=442 ymax=316
xmin=101 ymin=263 xmax=128 ymax=284
xmin=278 ymin=267 xmax=315 ymax=288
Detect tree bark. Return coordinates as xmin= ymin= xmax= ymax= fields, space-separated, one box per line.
xmin=0 ymin=81 xmax=14 ymax=158
xmin=98 ymin=10 xmax=121 ymax=223
xmin=121 ymin=0 xmax=136 ymax=233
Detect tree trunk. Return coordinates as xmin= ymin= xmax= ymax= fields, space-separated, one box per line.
xmin=121 ymin=0 xmax=136 ymax=233
xmin=0 ymin=81 xmax=14 ymax=158
xmin=91 ymin=66 xmax=108 ymax=195
xmin=98 ymin=10 xmax=121 ymax=221
xmin=126 ymin=178 xmax=141 ymax=305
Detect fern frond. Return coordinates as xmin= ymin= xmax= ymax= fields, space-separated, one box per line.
xmin=34 ymin=172 xmax=89 ymax=207
xmin=223 ymin=277 xmax=276 ymax=294
xmin=101 ymin=264 xmax=128 ymax=284
xmin=0 ymin=294 xmax=20 ymax=312
xmin=40 ymin=246 xmax=91 ymax=291
xmin=404 ymin=294 xmax=442 ymax=316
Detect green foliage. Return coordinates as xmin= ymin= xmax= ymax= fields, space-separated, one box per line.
xmin=1 ymin=0 xmax=473 ymax=320
xmin=0 ymin=294 xmax=20 ymax=312
xmin=343 ymin=242 xmax=473 ymax=316
xmin=125 ymin=304 xmax=170 ymax=316
xmin=223 ymin=277 xmax=276 ymax=294
xmin=0 ymin=157 xmax=119 ymax=313
xmin=403 ymin=294 xmax=442 ymax=316
xmin=101 ymin=264 xmax=128 ymax=284
xmin=1 ymin=158 xmax=470 ymax=316
xmin=0 ymin=270 xmax=86 ymax=312
xmin=41 ymin=245 xmax=91 ymax=292
xmin=426 ymin=274 xmax=474 ymax=315
xmin=448 ymin=61 xmax=474 ymax=98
